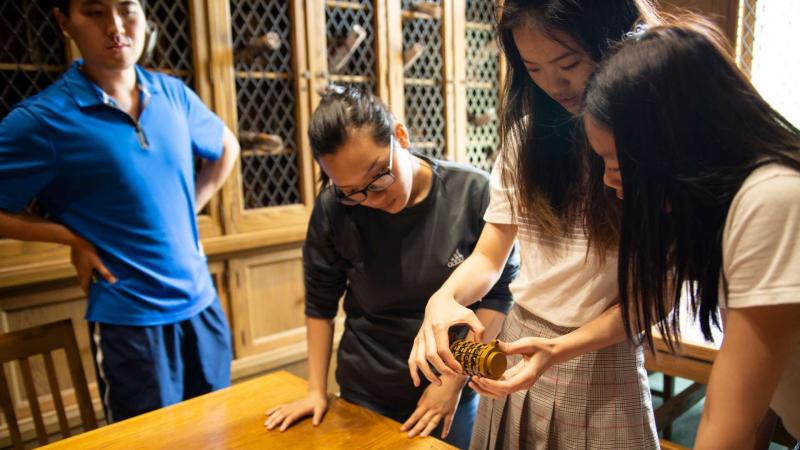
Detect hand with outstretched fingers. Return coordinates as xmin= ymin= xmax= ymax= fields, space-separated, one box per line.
xmin=409 ymin=291 xmax=486 ymax=387
xmin=401 ymin=374 xmax=465 ymax=440
xmin=264 ymin=390 xmax=329 ymax=432
xmin=468 ymin=337 xmax=557 ymax=398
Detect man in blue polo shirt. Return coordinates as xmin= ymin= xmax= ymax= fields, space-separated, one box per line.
xmin=0 ymin=0 xmax=240 ymax=421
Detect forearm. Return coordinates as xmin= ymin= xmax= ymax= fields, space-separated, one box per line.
xmin=694 ymin=305 xmax=799 ymax=449
xmin=0 ymin=210 xmax=83 ymax=247
xmin=549 ymin=304 xmax=628 ymax=364
xmin=195 ymin=126 xmax=240 ymax=212
xmin=306 ymin=316 xmax=336 ymax=395
xmin=473 ymin=308 xmax=507 ymax=343
xmin=437 ymin=222 xmax=517 ymax=307
xmin=438 ymin=255 xmax=501 ymax=306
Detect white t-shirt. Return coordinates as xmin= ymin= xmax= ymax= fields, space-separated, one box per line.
xmin=484 ymin=161 xmax=618 ymax=327
xmin=721 ymin=163 xmax=800 ymax=439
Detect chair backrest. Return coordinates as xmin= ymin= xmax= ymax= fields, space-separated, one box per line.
xmin=0 ymin=319 xmax=97 ymax=449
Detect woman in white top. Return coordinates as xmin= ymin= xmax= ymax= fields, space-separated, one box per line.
xmin=584 ymin=19 xmax=800 ymax=449
xmin=408 ymin=0 xmax=663 ymax=448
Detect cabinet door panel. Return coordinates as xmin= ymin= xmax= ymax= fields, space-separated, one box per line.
xmin=398 ymin=1 xmax=452 ymax=160
xmin=212 ymin=0 xmax=315 ymax=234
xmin=228 ymin=246 xmax=305 ymax=357
xmin=455 ymin=0 xmax=502 ymax=171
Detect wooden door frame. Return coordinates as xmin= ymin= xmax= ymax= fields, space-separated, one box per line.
xmin=207 ymin=0 xmax=314 ymax=236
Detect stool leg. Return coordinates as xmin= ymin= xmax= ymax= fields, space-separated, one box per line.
xmin=663 ymin=374 xmax=674 ymax=440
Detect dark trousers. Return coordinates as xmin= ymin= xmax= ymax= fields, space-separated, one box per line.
xmin=342 ymin=389 xmax=479 ymax=450
xmin=88 ymin=298 xmax=232 ymax=423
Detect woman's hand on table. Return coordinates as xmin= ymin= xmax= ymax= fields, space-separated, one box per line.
xmin=264 ymin=389 xmax=328 ymax=431
xmin=401 ymin=374 xmax=466 ymax=439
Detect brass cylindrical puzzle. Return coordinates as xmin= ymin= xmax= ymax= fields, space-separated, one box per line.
xmin=449 ymin=339 xmax=507 ymax=380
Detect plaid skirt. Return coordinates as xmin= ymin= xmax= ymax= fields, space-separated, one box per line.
xmin=469 ymin=305 xmax=659 ymax=450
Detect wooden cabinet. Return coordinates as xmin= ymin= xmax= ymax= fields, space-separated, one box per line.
xmin=228 ymin=245 xmax=305 ymax=358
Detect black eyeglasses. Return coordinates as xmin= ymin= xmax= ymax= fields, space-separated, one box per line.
xmin=335 ymin=137 xmax=396 ymax=206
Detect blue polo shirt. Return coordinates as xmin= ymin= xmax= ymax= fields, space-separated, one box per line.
xmin=0 ymin=61 xmax=224 ymax=326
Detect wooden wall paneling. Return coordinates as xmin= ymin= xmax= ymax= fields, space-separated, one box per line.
xmin=386 ymin=1 xmax=406 ymax=122
xmin=306 ymin=0 xmax=330 ymax=112
xmin=304 ymin=0 xmax=326 ymax=194
xmin=443 ymin=0 xmax=457 ymax=162
xmin=373 ymin=0 xmax=391 ymax=104
xmin=206 ymin=0 xmax=241 ymax=238
xmin=227 ymin=245 xmax=306 ymax=359
xmin=452 ymin=0 xmax=468 ymax=164
xmin=231 ymin=315 xmax=344 ymax=384
xmin=188 ymin=0 xmax=225 ymax=239
xmin=292 ymin=0 xmax=316 ymax=208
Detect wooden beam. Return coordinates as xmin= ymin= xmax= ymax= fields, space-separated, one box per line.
xmin=654 ymin=382 xmax=707 ymax=432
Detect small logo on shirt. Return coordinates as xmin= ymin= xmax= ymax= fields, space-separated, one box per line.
xmin=447 ymin=249 xmax=465 ymax=268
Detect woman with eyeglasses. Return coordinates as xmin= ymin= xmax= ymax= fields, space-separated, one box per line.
xmin=263 ymin=85 xmax=519 ymax=449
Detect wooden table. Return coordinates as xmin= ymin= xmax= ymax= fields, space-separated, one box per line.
xmin=644 ymin=302 xmax=722 ymax=391
xmin=644 ymin=309 xmax=721 ymax=385
xmin=40 ymin=371 xmax=455 ymax=449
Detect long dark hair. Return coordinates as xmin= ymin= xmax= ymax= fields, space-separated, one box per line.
xmin=308 ymin=85 xmax=395 ymax=186
xmin=495 ymin=0 xmax=660 ymax=247
xmin=583 ymin=18 xmax=800 ymax=348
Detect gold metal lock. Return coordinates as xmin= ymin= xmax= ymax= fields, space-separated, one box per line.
xmin=449 ymin=338 xmax=507 ymax=380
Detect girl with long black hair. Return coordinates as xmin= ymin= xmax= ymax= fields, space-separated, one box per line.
xmin=584 ymin=19 xmax=800 ymax=448
xmin=408 ymin=1 xmax=663 ymax=448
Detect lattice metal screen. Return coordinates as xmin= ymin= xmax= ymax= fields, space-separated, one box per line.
xmin=0 ymin=2 xmax=68 ymax=221
xmin=466 ymin=0 xmax=495 ymax=25
xmin=231 ymin=0 xmax=301 ymax=208
xmin=402 ymin=1 xmax=445 ymax=159
xmin=326 ymin=0 xmax=376 ymax=94
xmin=0 ymin=2 xmax=66 ymax=120
xmin=465 ymin=3 xmax=500 ymax=172
xmin=737 ymin=0 xmax=800 ymax=127
xmin=141 ymin=0 xmax=195 ymax=87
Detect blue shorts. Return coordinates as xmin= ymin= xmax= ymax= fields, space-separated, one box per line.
xmin=88 ymin=297 xmax=232 ymax=423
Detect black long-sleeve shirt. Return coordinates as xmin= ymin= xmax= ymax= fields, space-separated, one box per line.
xmin=303 ymin=156 xmax=519 ymax=412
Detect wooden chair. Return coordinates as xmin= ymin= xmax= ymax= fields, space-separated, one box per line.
xmin=0 ymin=319 xmax=97 ymax=449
